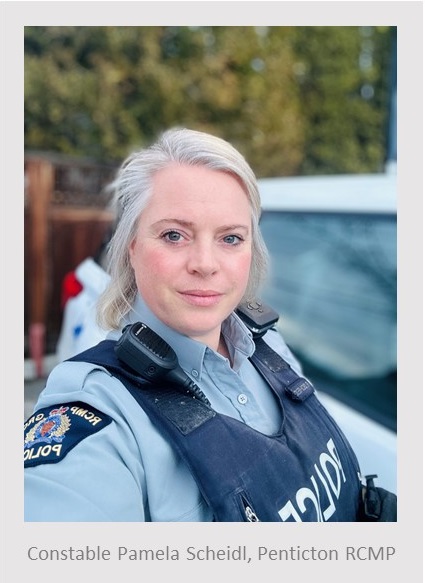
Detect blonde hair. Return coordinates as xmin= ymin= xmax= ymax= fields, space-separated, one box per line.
xmin=97 ymin=127 xmax=269 ymax=330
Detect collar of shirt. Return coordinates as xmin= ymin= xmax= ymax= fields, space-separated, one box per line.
xmin=107 ymin=295 xmax=256 ymax=381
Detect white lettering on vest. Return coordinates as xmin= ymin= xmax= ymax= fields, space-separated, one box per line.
xmin=278 ymin=438 xmax=347 ymax=522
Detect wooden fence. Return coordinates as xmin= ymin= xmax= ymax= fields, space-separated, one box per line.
xmin=24 ymin=153 xmax=117 ymax=376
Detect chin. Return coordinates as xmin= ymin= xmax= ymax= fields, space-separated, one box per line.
xmin=177 ymin=315 xmax=224 ymax=341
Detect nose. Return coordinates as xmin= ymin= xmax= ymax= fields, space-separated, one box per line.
xmin=186 ymin=240 xmax=219 ymax=277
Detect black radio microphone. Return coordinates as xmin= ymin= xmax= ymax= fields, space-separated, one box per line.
xmin=114 ymin=322 xmax=211 ymax=405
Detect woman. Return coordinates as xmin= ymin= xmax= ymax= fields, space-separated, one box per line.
xmin=24 ymin=128 xmax=373 ymax=522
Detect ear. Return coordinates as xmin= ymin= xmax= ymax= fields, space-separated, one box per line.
xmin=128 ymin=238 xmax=137 ymax=269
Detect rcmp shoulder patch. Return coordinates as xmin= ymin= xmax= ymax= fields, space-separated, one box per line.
xmin=24 ymin=401 xmax=112 ymax=468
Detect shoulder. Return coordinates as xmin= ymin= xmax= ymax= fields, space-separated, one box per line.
xmin=34 ymin=358 xmax=120 ymax=412
xmin=24 ymin=358 xmax=144 ymax=468
xmin=30 ymin=353 xmax=153 ymax=425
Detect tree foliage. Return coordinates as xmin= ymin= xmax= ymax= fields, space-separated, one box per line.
xmin=24 ymin=26 xmax=394 ymax=177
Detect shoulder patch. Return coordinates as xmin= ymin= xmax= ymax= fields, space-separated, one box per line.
xmin=24 ymin=401 xmax=112 ymax=468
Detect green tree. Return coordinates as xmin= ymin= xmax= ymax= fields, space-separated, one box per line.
xmin=291 ymin=26 xmax=393 ymax=173
xmin=24 ymin=26 xmax=394 ymax=176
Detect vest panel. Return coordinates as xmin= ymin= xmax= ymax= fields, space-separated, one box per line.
xmin=71 ymin=339 xmax=362 ymax=522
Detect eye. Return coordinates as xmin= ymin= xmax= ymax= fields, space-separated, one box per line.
xmin=162 ymin=230 xmax=183 ymax=243
xmin=222 ymin=234 xmax=243 ymax=245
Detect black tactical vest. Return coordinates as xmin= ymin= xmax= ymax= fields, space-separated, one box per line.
xmin=71 ymin=337 xmax=362 ymax=522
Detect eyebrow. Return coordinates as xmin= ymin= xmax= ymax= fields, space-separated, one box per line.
xmin=152 ymin=218 xmax=250 ymax=233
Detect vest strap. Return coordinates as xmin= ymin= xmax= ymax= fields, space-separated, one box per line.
xmin=250 ymin=337 xmax=314 ymax=401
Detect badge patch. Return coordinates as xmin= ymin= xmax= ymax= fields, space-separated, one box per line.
xmin=24 ymin=401 xmax=112 ymax=467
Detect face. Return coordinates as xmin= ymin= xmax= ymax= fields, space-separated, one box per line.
xmin=129 ymin=163 xmax=252 ymax=349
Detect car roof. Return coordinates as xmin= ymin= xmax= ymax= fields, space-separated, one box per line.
xmin=258 ymin=170 xmax=397 ymax=214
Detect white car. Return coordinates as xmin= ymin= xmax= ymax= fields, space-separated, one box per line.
xmin=258 ymin=170 xmax=397 ymax=493
xmin=55 ymin=169 xmax=397 ymax=493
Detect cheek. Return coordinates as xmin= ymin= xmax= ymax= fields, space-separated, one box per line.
xmin=238 ymin=251 xmax=253 ymax=277
xmin=129 ymin=241 xmax=175 ymax=278
xmin=228 ymin=252 xmax=252 ymax=289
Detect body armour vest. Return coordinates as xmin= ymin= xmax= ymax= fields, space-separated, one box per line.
xmin=71 ymin=337 xmax=363 ymax=522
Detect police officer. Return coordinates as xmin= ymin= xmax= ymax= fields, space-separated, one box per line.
xmin=24 ymin=128 xmax=383 ymax=522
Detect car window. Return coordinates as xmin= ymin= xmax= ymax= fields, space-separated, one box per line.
xmin=259 ymin=210 xmax=397 ymax=431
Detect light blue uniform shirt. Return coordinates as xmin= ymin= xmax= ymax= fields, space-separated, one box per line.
xmin=24 ymin=296 xmax=304 ymax=522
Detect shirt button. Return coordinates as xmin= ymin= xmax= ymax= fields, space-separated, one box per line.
xmin=237 ymin=393 xmax=248 ymax=405
xmin=191 ymin=369 xmax=199 ymax=378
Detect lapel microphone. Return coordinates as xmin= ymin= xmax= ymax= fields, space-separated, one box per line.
xmin=114 ymin=322 xmax=211 ymax=405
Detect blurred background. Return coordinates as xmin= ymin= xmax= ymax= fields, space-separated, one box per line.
xmin=24 ymin=27 xmax=397 ymax=452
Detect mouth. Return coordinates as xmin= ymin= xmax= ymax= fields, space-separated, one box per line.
xmin=179 ymin=290 xmax=224 ymax=307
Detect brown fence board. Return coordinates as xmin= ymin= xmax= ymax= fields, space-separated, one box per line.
xmin=24 ymin=153 xmax=116 ymax=374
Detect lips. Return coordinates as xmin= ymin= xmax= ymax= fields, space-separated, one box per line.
xmin=179 ymin=289 xmax=223 ymax=307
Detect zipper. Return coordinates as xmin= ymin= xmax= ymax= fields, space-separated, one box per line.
xmin=241 ymin=494 xmax=261 ymax=522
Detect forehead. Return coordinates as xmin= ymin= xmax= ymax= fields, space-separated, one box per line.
xmin=156 ymin=162 xmax=244 ymax=189
xmin=146 ymin=163 xmax=251 ymax=210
